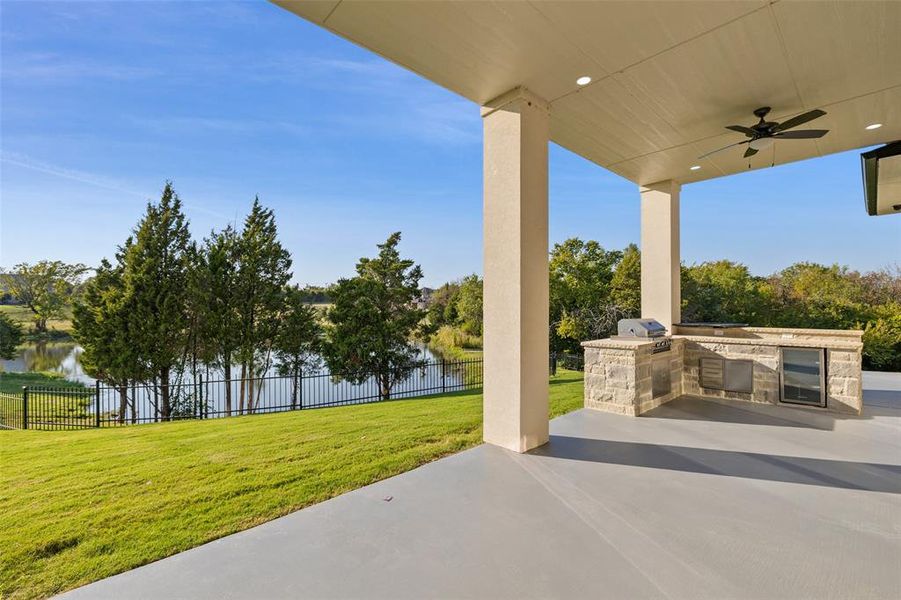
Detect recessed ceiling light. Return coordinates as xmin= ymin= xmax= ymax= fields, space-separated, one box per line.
xmin=576 ymin=76 xmax=592 ymax=86
xmin=865 ymin=123 xmax=883 ymax=130
xmin=690 ymin=165 xmax=701 ymax=171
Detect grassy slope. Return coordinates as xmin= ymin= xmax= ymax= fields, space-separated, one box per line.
xmin=0 ymin=304 xmax=74 ymax=337
xmin=0 ymin=372 xmax=86 ymax=394
xmin=0 ymin=371 xmax=583 ymax=600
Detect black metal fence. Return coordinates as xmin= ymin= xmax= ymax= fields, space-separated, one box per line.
xmin=0 ymin=358 xmax=484 ymax=431
xmin=550 ymin=352 xmax=585 ymax=375
xmin=1 ymin=353 xmax=584 ymax=432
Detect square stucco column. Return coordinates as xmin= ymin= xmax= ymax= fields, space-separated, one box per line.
xmin=640 ymin=180 xmax=681 ymax=332
xmin=481 ymin=87 xmax=549 ymax=453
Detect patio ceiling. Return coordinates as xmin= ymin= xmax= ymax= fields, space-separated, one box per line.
xmin=274 ymin=0 xmax=901 ymax=185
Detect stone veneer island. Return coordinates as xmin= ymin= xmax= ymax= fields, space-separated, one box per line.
xmin=582 ymin=326 xmax=863 ymax=417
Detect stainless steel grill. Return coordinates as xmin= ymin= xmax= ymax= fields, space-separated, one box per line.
xmin=616 ymin=318 xmax=671 ymax=353
xmin=617 ymin=318 xmax=667 ymax=338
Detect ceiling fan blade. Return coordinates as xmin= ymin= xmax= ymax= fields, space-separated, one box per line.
xmin=698 ymin=139 xmax=750 ymax=159
xmin=725 ymin=125 xmax=756 ymax=137
xmin=743 ymin=146 xmax=758 ymax=158
xmin=773 ymin=129 xmax=829 ymax=139
xmin=774 ymin=109 xmax=826 ymax=132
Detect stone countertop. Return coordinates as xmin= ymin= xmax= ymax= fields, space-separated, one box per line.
xmin=582 ymin=333 xmax=862 ymax=352
xmin=675 ymin=322 xmax=748 ymax=329
xmin=741 ymin=326 xmax=863 ymax=337
xmin=581 ymin=337 xmax=658 ymax=350
xmin=672 ymin=334 xmax=862 ymax=351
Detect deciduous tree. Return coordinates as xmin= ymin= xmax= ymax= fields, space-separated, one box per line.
xmin=681 ymin=260 xmax=770 ymax=325
xmin=610 ymin=243 xmax=641 ymax=317
xmin=549 ymin=238 xmax=622 ymax=352
xmin=1 ymin=261 xmax=87 ymax=333
xmin=456 ymin=274 xmax=483 ymax=336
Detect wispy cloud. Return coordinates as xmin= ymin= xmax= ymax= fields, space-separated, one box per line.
xmin=0 ymin=151 xmax=230 ymax=220
xmin=2 ymin=52 xmax=161 ymax=82
xmin=265 ymin=56 xmax=481 ymax=145
xmin=1 ymin=151 xmax=149 ymax=198
xmin=129 ymin=116 xmax=310 ymax=137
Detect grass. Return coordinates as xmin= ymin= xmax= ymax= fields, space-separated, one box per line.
xmin=0 ymin=370 xmax=583 ymax=599
xmin=0 ymin=372 xmax=86 ymax=394
xmin=0 ymin=373 xmax=89 ymax=429
xmin=0 ymin=304 xmax=74 ymax=339
xmin=428 ymin=325 xmax=484 ymax=361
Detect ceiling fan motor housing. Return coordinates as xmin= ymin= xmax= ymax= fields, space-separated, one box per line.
xmin=698 ymin=106 xmax=828 ymax=160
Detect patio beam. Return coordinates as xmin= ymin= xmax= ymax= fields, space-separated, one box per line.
xmin=640 ymin=180 xmax=681 ymax=332
xmin=481 ymin=87 xmax=550 ymax=453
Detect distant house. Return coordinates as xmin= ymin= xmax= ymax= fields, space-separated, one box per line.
xmin=414 ymin=287 xmax=434 ymax=310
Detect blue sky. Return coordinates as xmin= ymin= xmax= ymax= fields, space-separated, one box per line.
xmin=2 ymin=1 xmax=898 ymax=287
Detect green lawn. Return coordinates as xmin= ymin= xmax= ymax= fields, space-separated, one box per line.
xmin=0 ymin=373 xmax=89 ymax=429
xmin=0 ymin=372 xmax=86 ymax=394
xmin=0 ymin=370 xmax=583 ymax=600
xmin=0 ymin=304 xmax=74 ymax=339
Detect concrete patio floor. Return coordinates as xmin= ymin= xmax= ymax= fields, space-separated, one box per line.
xmin=63 ymin=373 xmax=901 ymax=599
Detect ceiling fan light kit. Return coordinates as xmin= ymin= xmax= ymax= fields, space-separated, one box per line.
xmin=699 ymin=106 xmax=829 ymax=161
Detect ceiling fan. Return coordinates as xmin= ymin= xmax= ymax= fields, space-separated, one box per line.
xmin=699 ymin=106 xmax=829 ymax=159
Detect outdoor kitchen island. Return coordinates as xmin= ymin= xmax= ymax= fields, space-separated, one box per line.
xmin=582 ymin=321 xmax=864 ymax=417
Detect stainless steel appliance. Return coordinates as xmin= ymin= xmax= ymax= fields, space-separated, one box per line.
xmin=700 ymin=357 xmax=754 ymax=393
xmin=617 ymin=318 xmax=671 ymax=354
xmin=780 ymin=348 xmax=826 ymax=406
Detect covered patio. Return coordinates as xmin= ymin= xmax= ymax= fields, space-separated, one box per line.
xmin=63 ymin=373 xmax=901 ymax=598
xmin=58 ymin=3 xmax=901 ymax=597
xmin=274 ymin=0 xmax=900 ymax=452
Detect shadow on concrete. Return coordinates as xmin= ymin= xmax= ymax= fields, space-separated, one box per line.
xmin=643 ymin=396 xmax=838 ymax=429
xmin=639 ymin=386 xmax=901 ymax=430
xmin=532 ymin=435 xmax=901 ymax=494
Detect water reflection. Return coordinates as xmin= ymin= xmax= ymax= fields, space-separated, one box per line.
xmin=0 ymin=343 xmax=95 ymax=384
xmin=1 ymin=343 xmax=452 ymax=388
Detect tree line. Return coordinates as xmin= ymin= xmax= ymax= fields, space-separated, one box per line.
xmin=2 ymin=192 xmax=898 ymax=388
xmin=538 ymin=238 xmax=901 ymax=371
xmin=421 ymin=237 xmax=900 ymax=371
xmin=36 ymin=182 xmax=427 ymax=420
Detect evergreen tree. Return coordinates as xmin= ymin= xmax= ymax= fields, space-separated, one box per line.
xmin=234 ymin=198 xmax=292 ymax=414
xmin=0 ymin=313 xmax=23 ymax=360
xmin=274 ymin=286 xmax=322 ymax=409
xmin=195 ymin=225 xmax=242 ymax=415
xmin=122 ymin=182 xmax=193 ymax=420
xmin=73 ymin=250 xmax=138 ymax=423
xmin=323 ymin=232 xmax=425 ymax=400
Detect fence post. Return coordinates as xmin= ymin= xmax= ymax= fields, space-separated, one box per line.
xmin=299 ymin=369 xmax=303 ymax=410
xmin=22 ymin=386 xmax=28 ymax=430
xmin=550 ymin=352 xmax=557 ymax=376
xmin=198 ymin=374 xmax=204 ymax=419
xmin=441 ymin=360 xmax=446 ymax=393
xmin=95 ymin=381 xmax=101 ymax=428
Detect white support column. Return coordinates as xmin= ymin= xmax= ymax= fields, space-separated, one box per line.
xmin=481 ymin=87 xmax=549 ymax=453
xmin=640 ymin=180 xmax=681 ymax=332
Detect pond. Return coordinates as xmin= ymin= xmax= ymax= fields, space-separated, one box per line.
xmin=1 ymin=343 xmax=94 ymax=384
xmin=2 ymin=342 xmax=482 ymax=426
xmin=0 ymin=342 xmax=475 ymax=401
